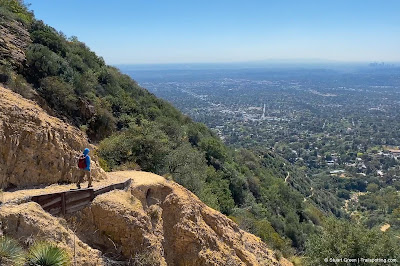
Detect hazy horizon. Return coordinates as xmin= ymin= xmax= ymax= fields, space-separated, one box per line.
xmin=116 ymin=60 xmax=400 ymax=72
xmin=28 ymin=0 xmax=400 ymax=65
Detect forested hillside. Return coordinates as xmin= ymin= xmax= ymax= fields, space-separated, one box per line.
xmin=1 ymin=1 xmax=399 ymax=263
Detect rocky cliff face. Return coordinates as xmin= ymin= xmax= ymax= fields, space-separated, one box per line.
xmin=0 ymin=171 xmax=293 ymax=265
xmin=0 ymin=86 xmax=105 ymax=189
xmin=0 ymin=202 xmax=105 ymax=265
xmin=0 ymin=18 xmax=30 ymax=69
xmin=75 ymin=171 xmax=293 ymax=265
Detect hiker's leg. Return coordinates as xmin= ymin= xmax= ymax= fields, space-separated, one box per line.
xmin=77 ymin=170 xmax=84 ymax=187
xmin=87 ymin=171 xmax=92 ymax=187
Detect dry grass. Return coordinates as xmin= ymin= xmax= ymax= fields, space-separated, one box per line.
xmin=0 ymin=86 xmax=76 ymax=130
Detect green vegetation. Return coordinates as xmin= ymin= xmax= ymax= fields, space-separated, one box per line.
xmin=26 ymin=242 xmax=70 ymax=266
xmin=144 ymin=58 xmax=400 ymax=241
xmin=347 ymin=186 xmax=400 ymax=237
xmin=0 ymin=1 xmax=316 ymax=253
xmin=0 ymin=236 xmax=25 ymax=265
xmin=0 ymin=236 xmax=69 ymax=266
xmin=0 ymin=0 xmax=33 ymax=26
xmin=305 ymin=218 xmax=400 ymax=265
xmin=2 ymin=0 xmax=398 ymax=260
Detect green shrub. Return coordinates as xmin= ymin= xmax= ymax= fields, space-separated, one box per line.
xmin=274 ymin=250 xmax=282 ymax=261
xmin=27 ymin=242 xmax=70 ymax=266
xmin=255 ymin=219 xmax=293 ymax=256
xmin=0 ymin=65 xmax=35 ymax=99
xmin=305 ymin=218 xmax=400 ymax=266
xmin=200 ymin=137 xmax=228 ymax=166
xmin=366 ymin=183 xmax=379 ymax=193
xmin=0 ymin=236 xmax=25 ymax=265
xmin=30 ymin=21 xmax=68 ymax=56
xmin=25 ymin=44 xmax=74 ymax=85
xmin=87 ymin=106 xmax=116 ymax=141
xmin=303 ymin=205 xmax=324 ymax=226
xmin=337 ymin=189 xmax=350 ymax=199
xmin=0 ymin=65 xmax=13 ymax=83
xmin=166 ymin=142 xmax=207 ymax=193
xmin=204 ymin=167 xmax=235 ymax=214
xmin=0 ymin=0 xmax=33 ymax=25
xmin=99 ymin=120 xmax=170 ymax=173
xmin=39 ymin=76 xmax=78 ymax=115
xmin=97 ymin=156 xmax=111 ymax=172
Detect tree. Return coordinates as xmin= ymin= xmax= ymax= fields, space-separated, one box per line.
xmin=305 ymin=218 xmax=400 ymax=266
xmin=166 ymin=143 xmax=207 ymax=193
xmin=99 ymin=120 xmax=170 ymax=173
xmin=30 ymin=21 xmax=68 ymax=56
xmin=200 ymin=137 xmax=228 ymax=168
xmin=204 ymin=167 xmax=235 ymax=214
xmin=25 ymin=44 xmax=73 ymax=85
xmin=39 ymin=76 xmax=78 ymax=116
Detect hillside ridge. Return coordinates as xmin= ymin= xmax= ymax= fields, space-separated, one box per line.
xmin=0 ymin=85 xmax=292 ymax=265
xmin=0 ymin=1 xmax=323 ymax=256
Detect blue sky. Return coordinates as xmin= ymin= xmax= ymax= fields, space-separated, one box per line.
xmin=27 ymin=0 xmax=400 ymax=64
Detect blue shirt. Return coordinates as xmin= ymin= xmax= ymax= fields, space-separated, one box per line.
xmin=82 ymin=148 xmax=91 ymax=171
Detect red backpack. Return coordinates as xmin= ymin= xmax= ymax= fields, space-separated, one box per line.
xmin=78 ymin=155 xmax=87 ymax=169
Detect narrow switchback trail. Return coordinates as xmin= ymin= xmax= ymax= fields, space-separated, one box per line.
xmin=2 ymin=171 xmax=165 ymax=205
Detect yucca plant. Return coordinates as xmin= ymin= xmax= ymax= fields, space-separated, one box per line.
xmin=26 ymin=242 xmax=70 ymax=266
xmin=0 ymin=236 xmax=25 ymax=265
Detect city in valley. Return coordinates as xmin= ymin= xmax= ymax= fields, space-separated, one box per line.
xmin=123 ymin=63 xmax=400 ymax=233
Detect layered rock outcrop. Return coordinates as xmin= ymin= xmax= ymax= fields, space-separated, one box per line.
xmin=0 ymin=18 xmax=30 ymax=69
xmin=0 ymin=202 xmax=106 ymax=266
xmin=0 ymin=86 xmax=105 ymax=189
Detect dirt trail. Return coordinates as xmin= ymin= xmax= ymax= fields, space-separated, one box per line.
xmin=380 ymin=223 xmax=391 ymax=232
xmin=303 ymin=187 xmax=314 ymax=202
xmin=284 ymin=172 xmax=290 ymax=183
xmin=343 ymin=191 xmax=366 ymax=213
xmin=2 ymin=171 xmax=164 ymax=204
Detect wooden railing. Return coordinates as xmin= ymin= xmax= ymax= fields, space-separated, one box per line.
xmin=31 ymin=179 xmax=131 ymax=215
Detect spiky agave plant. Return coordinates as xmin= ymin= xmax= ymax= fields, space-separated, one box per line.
xmin=0 ymin=236 xmax=25 ymax=265
xmin=27 ymin=242 xmax=70 ymax=266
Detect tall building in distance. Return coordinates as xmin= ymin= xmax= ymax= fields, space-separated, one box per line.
xmin=261 ymin=103 xmax=266 ymax=120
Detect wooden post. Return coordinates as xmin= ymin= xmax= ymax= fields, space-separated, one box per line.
xmin=90 ymin=189 xmax=94 ymax=201
xmin=61 ymin=192 xmax=66 ymax=215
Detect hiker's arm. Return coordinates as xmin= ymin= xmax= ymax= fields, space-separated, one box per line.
xmin=85 ymin=155 xmax=91 ymax=171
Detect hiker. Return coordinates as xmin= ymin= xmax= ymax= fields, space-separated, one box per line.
xmin=77 ymin=148 xmax=92 ymax=189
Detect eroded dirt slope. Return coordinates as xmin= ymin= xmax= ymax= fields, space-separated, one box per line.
xmin=0 ymin=86 xmax=105 ymax=189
